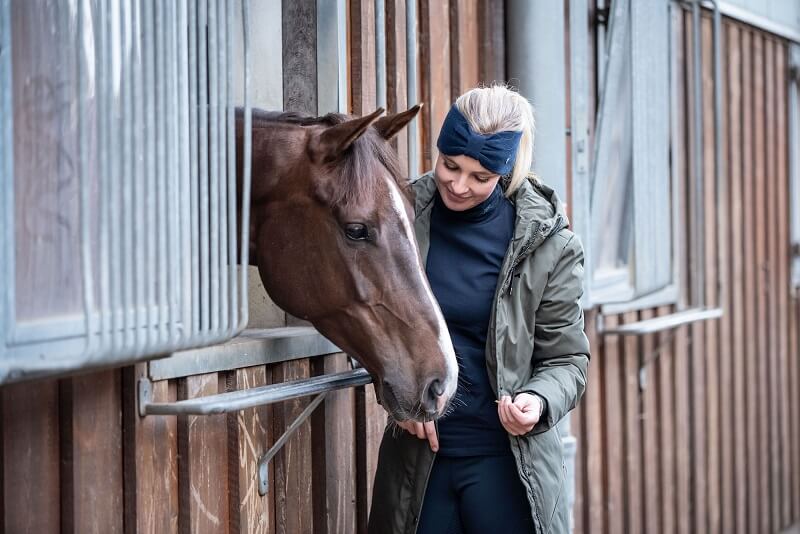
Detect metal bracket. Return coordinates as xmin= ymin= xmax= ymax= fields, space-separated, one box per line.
xmin=138 ymin=376 xmax=153 ymax=418
xmin=257 ymin=392 xmax=327 ymax=496
xmin=598 ymin=306 xmax=723 ymax=336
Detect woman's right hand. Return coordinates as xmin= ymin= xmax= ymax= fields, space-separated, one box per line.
xmin=396 ymin=420 xmax=439 ymax=452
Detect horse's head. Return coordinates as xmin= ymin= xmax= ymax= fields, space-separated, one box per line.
xmin=245 ymin=106 xmax=457 ymax=422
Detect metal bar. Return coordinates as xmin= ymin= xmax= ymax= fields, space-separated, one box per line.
xmin=133 ymin=0 xmax=145 ymax=355
xmin=99 ymin=0 xmax=112 ymax=353
xmin=178 ymin=0 xmax=192 ymax=344
xmin=140 ymin=367 xmax=372 ymax=416
xmin=405 ymin=0 xmax=418 ymax=178
xmin=109 ymin=0 xmax=123 ymax=353
xmin=238 ymin=0 xmax=252 ymax=330
xmin=198 ymin=0 xmax=210 ymax=334
xmin=77 ymin=0 xmax=96 ymax=355
xmin=156 ymin=0 xmax=168 ymax=345
xmin=225 ymin=0 xmax=238 ymax=335
xmin=375 ymin=0 xmax=386 ymax=110
xmin=166 ymin=0 xmax=179 ymax=345
xmin=599 ymin=307 xmax=723 ymax=336
xmin=217 ymin=0 xmax=229 ymax=334
xmin=122 ymin=0 xmax=134 ymax=350
xmin=691 ymin=0 xmax=705 ymax=307
xmin=188 ymin=0 xmax=200 ymax=338
xmin=208 ymin=0 xmax=220 ymax=334
xmin=144 ymin=0 xmax=157 ymax=350
xmin=257 ymin=393 xmax=328 ymax=496
xmin=0 ymin=0 xmax=11 ymax=359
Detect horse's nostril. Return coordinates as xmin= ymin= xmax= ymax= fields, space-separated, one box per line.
xmin=422 ymin=378 xmax=444 ymax=416
xmin=430 ymin=379 xmax=444 ymax=398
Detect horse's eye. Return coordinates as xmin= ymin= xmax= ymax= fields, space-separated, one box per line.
xmin=344 ymin=223 xmax=370 ymax=241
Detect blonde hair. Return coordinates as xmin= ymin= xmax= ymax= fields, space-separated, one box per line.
xmin=454 ymin=84 xmax=537 ymax=197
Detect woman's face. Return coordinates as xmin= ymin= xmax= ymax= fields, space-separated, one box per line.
xmin=434 ymin=154 xmax=502 ymax=211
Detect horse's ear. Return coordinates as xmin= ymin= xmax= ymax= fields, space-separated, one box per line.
xmin=373 ymin=103 xmax=423 ymax=140
xmin=309 ymin=107 xmax=385 ymax=164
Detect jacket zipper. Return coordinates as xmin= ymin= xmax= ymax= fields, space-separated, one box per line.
xmin=503 ymin=215 xmax=565 ymax=296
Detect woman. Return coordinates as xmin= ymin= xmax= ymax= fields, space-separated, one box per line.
xmin=368 ymin=85 xmax=591 ymax=534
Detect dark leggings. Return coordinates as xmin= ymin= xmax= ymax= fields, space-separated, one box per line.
xmin=416 ymin=454 xmax=535 ymax=534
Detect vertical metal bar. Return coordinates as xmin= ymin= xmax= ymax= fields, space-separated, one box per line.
xmin=217 ymin=0 xmax=229 ymax=334
xmin=98 ymin=0 xmax=112 ymax=353
xmin=198 ymin=0 xmax=210 ymax=334
xmin=208 ymin=0 xmax=220 ymax=333
xmin=77 ymin=0 xmax=96 ymax=354
xmin=122 ymin=0 xmax=134 ymax=350
xmin=144 ymin=0 xmax=157 ymax=348
xmin=596 ymin=0 xmax=607 ymax=103
xmin=405 ymin=0 xmax=418 ymax=179
xmin=166 ymin=0 xmax=179 ymax=345
xmin=691 ymin=0 xmax=705 ymax=307
xmin=156 ymin=0 xmax=168 ymax=344
xmin=238 ymin=0 xmax=251 ymax=330
xmin=109 ymin=0 xmax=123 ymax=352
xmin=133 ymin=0 xmax=145 ymax=353
xmin=178 ymin=0 xmax=192 ymax=343
xmin=226 ymin=0 xmax=238 ymax=334
xmin=375 ymin=0 xmax=386 ymax=110
xmin=189 ymin=0 xmax=201 ymax=337
xmin=1 ymin=0 xmax=13 ymax=357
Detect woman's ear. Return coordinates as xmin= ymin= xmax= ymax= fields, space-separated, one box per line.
xmin=373 ymin=103 xmax=423 ymax=140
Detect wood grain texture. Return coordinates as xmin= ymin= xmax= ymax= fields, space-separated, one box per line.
xmin=2 ymin=379 xmax=60 ymax=534
xmin=622 ymin=311 xmax=642 ymax=534
xmin=385 ymin=0 xmax=409 ymax=177
xmin=477 ymin=0 xmax=504 ymax=85
xmin=62 ymin=371 xmax=124 ymax=534
xmin=282 ymin=0 xmax=317 ymax=114
xmin=583 ymin=309 xmax=605 ymax=534
xmin=599 ymin=314 xmax=624 ymax=534
xmin=124 ymin=364 xmax=179 ymax=534
xmin=641 ymin=308 xmax=661 ymax=534
xmin=350 ymin=0 xmax=377 ymax=116
xmin=449 ymin=0 xmax=479 ymax=100
xmin=419 ymin=0 xmax=451 ymax=170
xmin=234 ymin=366 xmax=274 ymax=534
xmin=657 ymin=305 xmax=676 ymax=534
xmin=178 ymin=374 xmax=230 ymax=534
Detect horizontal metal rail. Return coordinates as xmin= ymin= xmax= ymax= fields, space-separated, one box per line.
xmin=138 ymin=367 xmax=372 ymax=416
xmin=598 ymin=306 xmax=723 ymax=336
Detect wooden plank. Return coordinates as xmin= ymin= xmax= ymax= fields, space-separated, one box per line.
xmin=122 ymin=364 xmax=179 ymax=534
xmin=581 ymin=305 xmax=604 ymax=533
xmin=233 ymin=366 xmax=274 ymax=534
xmin=640 ymin=308 xmax=661 ymax=534
xmin=775 ymin=39 xmax=793 ymax=530
xmin=420 ymin=0 xmax=451 ymax=170
xmin=477 ymin=0 xmax=504 ymax=85
xmin=385 ymin=0 xmax=410 ymax=177
xmin=178 ymin=374 xmax=230 ymax=534
xmin=674 ymin=322 xmax=692 ymax=534
xmin=272 ymin=360 xmax=313 ymax=534
xmin=657 ymin=304 xmax=676 ymax=534
xmin=282 ymin=0 xmax=317 ymax=114
xmin=753 ymin=30 xmax=771 ymax=534
xmin=717 ymin=20 xmax=735 ymax=534
xmin=311 ymin=354 xmax=356 ymax=534
xmin=726 ymin=22 xmax=747 ymax=534
xmin=739 ymin=26 xmax=760 ymax=534
xmin=571 ymin=307 xmax=588 ymax=534
xmin=600 ymin=314 xmax=624 ymax=534
xmin=2 ymin=379 xmax=60 ymax=533
xmin=622 ymin=311 xmax=642 ymax=534
xmin=449 ymin=0 xmax=479 ymax=100
xmin=701 ymin=18 xmax=721 ymax=534
xmin=764 ymin=36 xmax=782 ymax=533
xmin=62 ymin=371 xmax=124 ymax=534
xmin=792 ymin=294 xmax=800 ymax=519
xmin=350 ymin=0 xmax=376 ymax=116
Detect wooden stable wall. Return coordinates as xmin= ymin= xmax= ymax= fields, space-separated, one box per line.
xmin=572 ymin=11 xmax=800 ymax=534
xmin=0 ymin=1 xmax=505 ymax=533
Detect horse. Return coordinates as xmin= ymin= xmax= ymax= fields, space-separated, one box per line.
xmin=236 ymin=106 xmax=457 ymax=422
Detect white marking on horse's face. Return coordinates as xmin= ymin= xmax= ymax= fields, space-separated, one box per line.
xmin=385 ymin=177 xmax=458 ymax=412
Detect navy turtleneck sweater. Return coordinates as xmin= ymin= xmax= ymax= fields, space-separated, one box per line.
xmin=426 ymin=183 xmax=516 ymax=456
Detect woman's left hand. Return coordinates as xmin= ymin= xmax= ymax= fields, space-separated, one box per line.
xmin=498 ymin=393 xmax=542 ymax=436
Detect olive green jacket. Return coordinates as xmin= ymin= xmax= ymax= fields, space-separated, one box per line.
xmin=368 ymin=173 xmax=591 ymax=534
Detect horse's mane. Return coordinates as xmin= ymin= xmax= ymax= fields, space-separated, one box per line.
xmin=246 ymin=109 xmax=409 ymax=207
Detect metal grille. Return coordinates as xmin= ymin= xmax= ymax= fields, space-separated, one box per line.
xmin=0 ymin=0 xmax=251 ymax=383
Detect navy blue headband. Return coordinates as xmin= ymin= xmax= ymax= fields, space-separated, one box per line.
xmin=436 ymin=104 xmax=523 ymax=175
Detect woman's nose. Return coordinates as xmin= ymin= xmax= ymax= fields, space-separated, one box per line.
xmin=450 ymin=175 xmax=469 ymax=195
